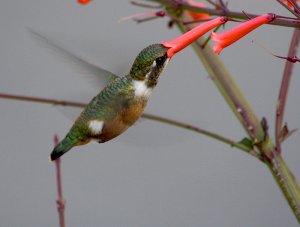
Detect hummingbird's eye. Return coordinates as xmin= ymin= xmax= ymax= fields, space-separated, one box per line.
xmin=155 ymin=56 xmax=166 ymax=66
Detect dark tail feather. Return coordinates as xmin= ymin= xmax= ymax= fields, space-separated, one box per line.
xmin=50 ymin=136 xmax=76 ymax=161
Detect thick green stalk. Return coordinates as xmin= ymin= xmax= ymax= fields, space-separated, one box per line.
xmin=268 ymin=154 xmax=300 ymax=220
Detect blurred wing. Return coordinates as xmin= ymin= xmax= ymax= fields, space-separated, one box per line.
xmin=29 ymin=29 xmax=120 ymax=121
xmin=29 ymin=29 xmax=119 ymax=84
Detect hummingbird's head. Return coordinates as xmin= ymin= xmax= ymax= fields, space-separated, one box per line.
xmin=129 ymin=44 xmax=169 ymax=87
xmin=129 ymin=17 xmax=226 ymax=86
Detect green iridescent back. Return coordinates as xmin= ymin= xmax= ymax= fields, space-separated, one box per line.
xmin=80 ymin=75 xmax=134 ymax=122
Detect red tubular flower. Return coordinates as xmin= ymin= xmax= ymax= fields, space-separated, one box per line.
xmin=163 ymin=16 xmax=227 ymax=58
xmin=211 ymin=13 xmax=276 ymax=54
xmin=186 ymin=0 xmax=210 ymax=21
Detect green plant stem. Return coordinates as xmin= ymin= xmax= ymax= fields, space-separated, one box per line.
xmin=268 ymin=154 xmax=300 ymax=220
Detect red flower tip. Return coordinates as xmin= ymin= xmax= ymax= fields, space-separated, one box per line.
xmin=163 ymin=16 xmax=227 ymax=58
xmin=211 ymin=13 xmax=275 ymax=54
xmin=78 ymin=0 xmax=92 ymax=5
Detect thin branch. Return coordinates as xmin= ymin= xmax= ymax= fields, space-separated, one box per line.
xmin=0 ymin=92 xmax=261 ymax=159
xmin=205 ymin=0 xmax=218 ymax=8
xmin=275 ymin=29 xmax=300 ymax=155
xmin=145 ymin=0 xmax=300 ymax=28
xmin=130 ymin=0 xmax=161 ymax=8
xmin=0 ymin=93 xmax=85 ymax=108
xmin=276 ymin=0 xmax=300 ymax=18
xmin=141 ymin=113 xmax=263 ymax=159
xmin=53 ymin=135 xmax=66 ymax=227
xmin=180 ymin=3 xmax=300 ymax=28
xmin=290 ymin=0 xmax=300 ymax=15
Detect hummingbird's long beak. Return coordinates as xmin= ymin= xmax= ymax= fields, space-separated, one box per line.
xmin=162 ymin=17 xmax=227 ymax=58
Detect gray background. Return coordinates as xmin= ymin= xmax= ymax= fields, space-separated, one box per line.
xmin=1 ymin=0 xmax=300 ymax=226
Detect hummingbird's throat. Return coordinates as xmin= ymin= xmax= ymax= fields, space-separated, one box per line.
xmin=145 ymin=58 xmax=169 ymax=88
xmin=133 ymin=58 xmax=169 ymax=98
xmin=133 ymin=80 xmax=153 ymax=98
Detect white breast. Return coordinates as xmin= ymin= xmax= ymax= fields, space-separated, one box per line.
xmin=133 ymin=80 xmax=152 ymax=98
xmin=88 ymin=120 xmax=104 ymax=135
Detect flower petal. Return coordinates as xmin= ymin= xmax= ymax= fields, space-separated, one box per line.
xmin=211 ymin=13 xmax=275 ymax=54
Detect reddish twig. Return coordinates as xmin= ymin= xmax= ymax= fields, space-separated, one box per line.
xmin=54 ymin=135 xmax=66 ymax=227
xmin=0 ymin=93 xmax=86 ymax=108
xmin=275 ymin=29 xmax=300 ymax=155
xmin=274 ymin=54 xmax=300 ymax=62
xmin=276 ymin=0 xmax=300 ymax=18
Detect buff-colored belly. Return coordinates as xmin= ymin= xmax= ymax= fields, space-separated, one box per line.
xmin=98 ymin=101 xmax=146 ymax=142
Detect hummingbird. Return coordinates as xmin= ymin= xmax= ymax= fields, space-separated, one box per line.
xmin=43 ymin=22 xmax=215 ymax=161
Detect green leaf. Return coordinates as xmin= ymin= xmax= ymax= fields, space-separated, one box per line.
xmin=238 ymin=137 xmax=254 ymax=149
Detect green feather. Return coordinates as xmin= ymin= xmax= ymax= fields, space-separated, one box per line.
xmin=50 ymin=135 xmax=77 ymax=161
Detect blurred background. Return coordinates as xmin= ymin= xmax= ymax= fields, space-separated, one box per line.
xmin=0 ymin=0 xmax=299 ymax=226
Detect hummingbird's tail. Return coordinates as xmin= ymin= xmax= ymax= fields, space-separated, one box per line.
xmin=50 ymin=135 xmax=76 ymax=161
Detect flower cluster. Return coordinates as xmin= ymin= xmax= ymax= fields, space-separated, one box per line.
xmin=163 ymin=12 xmax=276 ymax=55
